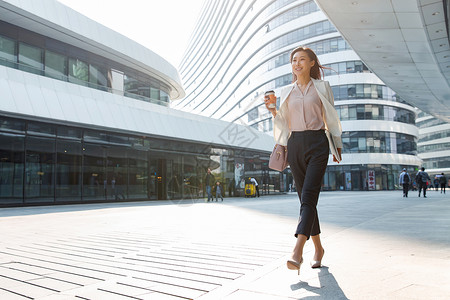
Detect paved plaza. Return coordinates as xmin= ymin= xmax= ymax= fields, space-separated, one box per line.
xmin=0 ymin=190 xmax=449 ymax=299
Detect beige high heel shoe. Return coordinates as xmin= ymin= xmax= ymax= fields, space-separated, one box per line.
xmin=311 ymin=248 xmax=324 ymax=268
xmin=287 ymin=257 xmax=303 ymax=275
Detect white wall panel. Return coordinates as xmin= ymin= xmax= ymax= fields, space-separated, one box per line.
xmin=8 ymin=81 xmax=34 ymax=115
xmin=0 ymin=78 xmax=17 ymax=113
xmin=26 ymin=84 xmax=51 ymax=119
xmin=40 ymin=87 xmax=64 ymax=120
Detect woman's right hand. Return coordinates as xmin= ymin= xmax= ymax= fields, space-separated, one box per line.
xmin=264 ymin=95 xmax=277 ymax=117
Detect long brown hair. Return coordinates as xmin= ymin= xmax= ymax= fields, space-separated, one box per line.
xmin=289 ymin=46 xmax=326 ymax=81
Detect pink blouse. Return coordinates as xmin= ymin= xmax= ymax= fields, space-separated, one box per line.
xmin=287 ymin=80 xmax=325 ymax=131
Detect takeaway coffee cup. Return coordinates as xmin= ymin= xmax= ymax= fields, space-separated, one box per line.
xmin=265 ymin=90 xmax=276 ymax=109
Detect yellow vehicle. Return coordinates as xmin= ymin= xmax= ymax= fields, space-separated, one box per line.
xmin=244 ymin=177 xmax=256 ymax=197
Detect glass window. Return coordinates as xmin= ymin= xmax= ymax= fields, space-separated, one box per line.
xmin=106 ymin=146 xmax=128 ymax=201
xmin=18 ymin=42 xmax=43 ymax=75
xmin=348 ymin=85 xmax=356 ymax=98
xmin=45 ymin=50 xmax=67 ymax=80
xmin=346 ymin=61 xmax=355 ymax=73
xmin=0 ymin=117 xmax=25 ymax=132
xmin=355 ymin=61 xmax=363 ymax=72
xmin=356 ymin=84 xmax=364 ymax=98
xmin=56 ymin=140 xmax=82 ymax=201
xmin=364 ymin=84 xmax=371 ymax=98
xmin=150 ymin=87 xmax=160 ymax=100
xmin=25 ymin=136 xmax=55 ymax=203
xmin=356 ymin=105 xmax=365 ymax=119
xmin=57 ymin=126 xmax=82 ymax=139
xmin=89 ymin=64 xmax=108 ymax=90
xmin=160 ymin=90 xmax=169 ymax=102
xmin=82 ymin=143 xmax=106 ymax=201
xmin=69 ymin=58 xmax=88 ymax=85
xmin=28 ymin=122 xmax=56 ymax=136
xmin=129 ymin=149 xmax=148 ymax=200
xmin=339 ymin=85 xmax=348 ymax=99
xmin=0 ymin=133 xmax=24 ymax=204
xmin=349 ymin=106 xmax=357 ymax=120
xmin=340 ymin=105 xmax=348 ymax=119
xmin=0 ymin=35 xmax=16 ymax=66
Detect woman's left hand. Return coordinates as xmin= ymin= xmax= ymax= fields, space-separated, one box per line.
xmin=333 ymin=148 xmax=342 ymax=163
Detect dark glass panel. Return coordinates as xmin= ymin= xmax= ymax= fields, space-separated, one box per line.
xmin=27 ymin=122 xmax=56 ymax=136
xmin=56 ymin=140 xmax=82 ymax=201
xmin=25 ymin=136 xmax=55 ymax=203
xmin=0 ymin=117 xmax=25 ymax=132
xmin=0 ymin=34 xmax=16 ymax=67
xmin=45 ymin=50 xmax=67 ymax=80
xmin=57 ymin=126 xmax=82 ymax=139
xmin=89 ymin=64 xmax=108 ymax=90
xmin=0 ymin=133 xmax=24 ymax=204
xmin=106 ymin=146 xmax=128 ymax=201
xmin=127 ymin=149 xmax=147 ymax=200
xmin=82 ymin=143 xmax=106 ymax=201
xmin=18 ymin=42 xmax=43 ymax=75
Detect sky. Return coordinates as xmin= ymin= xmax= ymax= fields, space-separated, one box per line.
xmin=57 ymin=0 xmax=205 ymax=67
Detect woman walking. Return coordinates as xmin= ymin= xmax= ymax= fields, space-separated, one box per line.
xmin=265 ymin=46 xmax=342 ymax=275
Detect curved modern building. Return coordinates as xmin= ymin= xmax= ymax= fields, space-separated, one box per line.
xmin=0 ymin=0 xmax=276 ymax=206
xmin=175 ymin=0 xmax=422 ymax=190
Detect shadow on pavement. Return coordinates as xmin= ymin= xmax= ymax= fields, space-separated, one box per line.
xmin=290 ymin=267 xmax=349 ymax=300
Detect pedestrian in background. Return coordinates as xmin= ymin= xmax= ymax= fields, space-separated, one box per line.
xmin=399 ymin=168 xmax=410 ymax=197
xmin=215 ymin=181 xmax=224 ymax=201
xmin=433 ymin=176 xmax=439 ymax=192
xmin=416 ymin=167 xmax=431 ymax=198
xmin=265 ymin=46 xmax=342 ymax=275
xmin=250 ymin=177 xmax=260 ymax=197
xmin=205 ymin=168 xmax=215 ymax=202
xmin=439 ymin=173 xmax=447 ymax=194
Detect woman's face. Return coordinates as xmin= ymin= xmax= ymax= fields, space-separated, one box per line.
xmin=291 ymin=51 xmax=315 ymax=79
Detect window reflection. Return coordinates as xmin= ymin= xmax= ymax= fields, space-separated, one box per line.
xmin=45 ymin=50 xmax=67 ymax=80
xmin=69 ymin=58 xmax=89 ymax=86
xmin=19 ymin=42 xmax=43 ymax=75
xmin=0 ymin=134 xmax=24 ymax=204
xmin=341 ymin=131 xmax=417 ymax=155
xmin=336 ymin=104 xmax=415 ymax=124
xmin=25 ymin=136 xmax=55 ymax=203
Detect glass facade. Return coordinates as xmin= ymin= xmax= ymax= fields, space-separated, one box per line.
xmin=263 ymin=20 xmax=337 ymax=56
xmin=0 ymin=116 xmax=282 ymax=206
xmin=332 ymin=84 xmax=397 ymax=101
xmin=267 ymin=1 xmax=319 ymax=31
xmin=336 ymin=104 xmax=415 ymax=124
xmin=341 ymin=131 xmax=417 ymax=155
xmin=323 ymin=60 xmax=370 ymax=76
xmin=0 ymin=20 xmax=171 ymax=106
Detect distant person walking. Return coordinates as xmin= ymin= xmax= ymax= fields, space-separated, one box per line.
xmin=399 ymin=168 xmax=410 ymax=197
xmin=439 ymin=173 xmax=447 ymax=194
xmin=205 ymin=168 xmax=215 ymax=202
xmin=250 ymin=177 xmax=260 ymax=197
xmin=215 ymin=181 xmax=224 ymax=201
xmin=415 ymin=167 xmax=431 ymax=198
xmin=265 ymin=46 xmax=342 ymax=275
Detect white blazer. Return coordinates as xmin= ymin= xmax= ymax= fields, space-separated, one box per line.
xmin=273 ymin=78 xmax=343 ymax=162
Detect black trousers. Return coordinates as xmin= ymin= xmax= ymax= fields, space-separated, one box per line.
xmin=402 ymin=183 xmax=409 ymax=197
xmin=287 ymin=130 xmax=329 ymax=239
xmin=418 ymin=183 xmax=427 ymax=197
